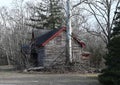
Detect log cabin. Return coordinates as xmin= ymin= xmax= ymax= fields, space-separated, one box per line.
xmin=21 ymin=27 xmax=89 ymax=68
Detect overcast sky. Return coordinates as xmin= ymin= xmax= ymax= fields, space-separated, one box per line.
xmin=0 ymin=0 xmax=79 ymax=7
xmin=0 ymin=0 xmax=13 ymax=7
xmin=0 ymin=0 xmax=35 ymax=7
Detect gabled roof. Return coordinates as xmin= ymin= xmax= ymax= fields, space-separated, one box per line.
xmin=72 ymin=34 xmax=86 ymax=48
xmin=32 ymin=29 xmax=50 ymax=39
xmin=35 ymin=27 xmax=66 ymax=47
xmin=33 ymin=27 xmax=85 ymax=48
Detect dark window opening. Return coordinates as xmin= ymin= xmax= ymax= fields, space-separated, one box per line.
xmin=30 ymin=49 xmax=38 ymax=67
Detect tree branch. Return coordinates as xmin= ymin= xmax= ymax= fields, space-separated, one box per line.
xmin=72 ymin=0 xmax=87 ymax=10
xmin=92 ymin=3 xmax=108 ymax=23
xmin=88 ymin=3 xmax=108 ymax=38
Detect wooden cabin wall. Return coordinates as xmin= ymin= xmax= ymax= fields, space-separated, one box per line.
xmin=44 ymin=32 xmax=66 ymax=67
xmin=43 ymin=32 xmax=87 ymax=67
xmin=35 ymin=32 xmax=89 ymax=67
xmin=72 ymin=39 xmax=82 ymax=62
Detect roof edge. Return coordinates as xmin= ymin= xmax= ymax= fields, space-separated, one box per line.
xmin=41 ymin=27 xmax=66 ymax=46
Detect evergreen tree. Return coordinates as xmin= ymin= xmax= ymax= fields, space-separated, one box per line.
xmin=99 ymin=7 xmax=120 ymax=85
xmin=28 ymin=0 xmax=64 ymax=29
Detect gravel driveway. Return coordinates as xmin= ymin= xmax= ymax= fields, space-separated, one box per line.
xmin=0 ymin=72 xmax=101 ymax=85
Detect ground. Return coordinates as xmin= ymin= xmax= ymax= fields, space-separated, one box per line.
xmin=0 ymin=72 xmax=101 ymax=85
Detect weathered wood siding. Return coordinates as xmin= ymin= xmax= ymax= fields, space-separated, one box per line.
xmin=72 ymin=39 xmax=82 ymax=62
xmin=42 ymin=32 xmax=83 ymax=67
xmin=44 ymin=32 xmax=66 ymax=66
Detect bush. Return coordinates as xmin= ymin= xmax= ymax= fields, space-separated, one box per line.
xmin=99 ymin=68 xmax=120 ymax=85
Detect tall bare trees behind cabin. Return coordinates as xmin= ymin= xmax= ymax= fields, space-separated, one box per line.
xmin=0 ymin=0 xmax=32 ymax=68
xmin=83 ymin=0 xmax=120 ymax=45
xmin=0 ymin=0 xmax=119 ymax=69
xmin=79 ymin=0 xmax=120 ymax=68
xmin=65 ymin=0 xmax=120 ymax=68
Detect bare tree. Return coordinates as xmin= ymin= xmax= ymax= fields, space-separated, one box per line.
xmin=0 ymin=7 xmax=11 ymax=65
xmin=0 ymin=0 xmax=32 ymax=69
xmin=83 ymin=0 xmax=120 ymax=45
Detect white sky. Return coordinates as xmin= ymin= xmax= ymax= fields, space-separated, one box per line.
xmin=0 ymin=0 xmax=78 ymax=7
xmin=0 ymin=0 xmax=35 ymax=7
xmin=0 ymin=0 xmax=13 ymax=7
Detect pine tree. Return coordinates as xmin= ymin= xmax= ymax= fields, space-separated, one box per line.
xmin=48 ymin=0 xmax=64 ymax=29
xmin=99 ymin=7 xmax=120 ymax=85
xmin=28 ymin=0 xmax=64 ymax=29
